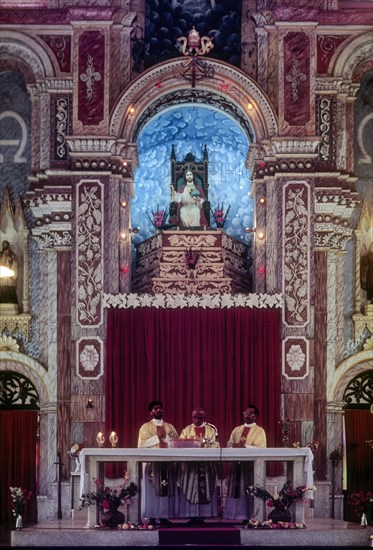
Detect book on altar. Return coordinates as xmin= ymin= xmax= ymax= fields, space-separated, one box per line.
xmin=168 ymin=439 xmax=202 ymax=448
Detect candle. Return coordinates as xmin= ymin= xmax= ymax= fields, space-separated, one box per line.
xmin=96 ymin=432 xmax=105 ymax=448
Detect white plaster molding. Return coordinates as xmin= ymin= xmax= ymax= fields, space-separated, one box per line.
xmin=66 ymin=137 xmax=116 ymax=154
xmin=262 ymin=137 xmax=321 ymax=157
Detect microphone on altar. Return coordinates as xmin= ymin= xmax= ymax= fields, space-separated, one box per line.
xmin=205 ymin=422 xmax=219 ymax=447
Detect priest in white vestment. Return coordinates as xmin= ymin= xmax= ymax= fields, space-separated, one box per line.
xmin=176 ymin=408 xmax=219 ymax=524
xmin=138 ymin=400 xmax=178 ymax=525
xmin=223 ymin=405 xmax=267 ymax=521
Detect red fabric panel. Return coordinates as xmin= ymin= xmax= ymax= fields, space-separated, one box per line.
xmin=344 ymin=408 xmax=373 ymax=523
xmin=0 ymin=410 xmax=37 ymax=524
xmin=105 ymin=307 xmax=281 ymax=452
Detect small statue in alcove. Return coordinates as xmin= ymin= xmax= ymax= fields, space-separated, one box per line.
xmin=361 ymin=243 xmax=373 ymax=302
xmin=0 ymin=240 xmax=19 ymax=313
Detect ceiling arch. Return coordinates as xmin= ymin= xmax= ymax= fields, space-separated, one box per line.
xmin=110 ymin=58 xmax=278 ymax=144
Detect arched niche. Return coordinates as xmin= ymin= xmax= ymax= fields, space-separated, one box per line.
xmin=0 ymin=31 xmax=56 ymax=81
xmin=110 ymin=58 xmax=278 ymax=145
xmin=331 ymin=31 xmax=373 ymax=81
xmin=0 ymin=351 xmax=50 ymax=405
xmin=331 ymin=346 xmax=373 ymax=403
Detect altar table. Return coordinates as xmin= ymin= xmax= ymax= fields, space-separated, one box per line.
xmin=79 ymin=447 xmax=314 ymax=526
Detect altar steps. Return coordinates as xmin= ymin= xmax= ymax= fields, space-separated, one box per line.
xmin=9 ymin=518 xmax=371 ymax=548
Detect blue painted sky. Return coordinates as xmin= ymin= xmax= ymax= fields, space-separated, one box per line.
xmin=131 ymin=106 xmax=254 ymax=246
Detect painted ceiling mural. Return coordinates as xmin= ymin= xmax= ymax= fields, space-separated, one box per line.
xmin=131 ymin=105 xmax=253 ymax=250
xmin=144 ymin=0 xmax=242 ymax=68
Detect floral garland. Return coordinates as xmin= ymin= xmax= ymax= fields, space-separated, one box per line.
xmin=245 ymin=518 xmax=307 ymax=529
xmin=103 ymin=292 xmax=283 ymax=309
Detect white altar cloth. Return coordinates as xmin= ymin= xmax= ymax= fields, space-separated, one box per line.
xmin=79 ymin=447 xmax=314 ymax=500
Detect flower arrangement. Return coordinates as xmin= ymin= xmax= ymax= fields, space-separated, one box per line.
xmin=10 ymin=487 xmax=32 ymax=517
xmin=292 ymin=439 xmax=319 ymax=453
xmin=146 ymin=205 xmax=169 ymax=231
xmin=278 ymin=418 xmax=290 ymax=446
xmin=246 ymin=480 xmax=315 ymax=511
xmin=185 ymin=248 xmax=202 ymax=270
xmin=212 ymin=204 xmax=230 ymax=229
xmin=80 ymin=475 xmax=138 ymax=511
xmin=347 ymin=491 xmax=373 ymax=520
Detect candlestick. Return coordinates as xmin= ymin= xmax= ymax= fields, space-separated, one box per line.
xmin=96 ymin=432 xmax=105 ymax=448
xmin=109 ymin=431 xmax=118 ymax=447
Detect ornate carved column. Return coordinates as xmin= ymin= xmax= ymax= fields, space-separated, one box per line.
xmin=354 ymin=228 xmax=363 ymax=313
xmin=326 ymin=402 xmax=345 ymax=519
xmin=314 ymin=184 xmax=358 ymax=479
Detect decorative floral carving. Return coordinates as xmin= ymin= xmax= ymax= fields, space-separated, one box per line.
xmin=80 ymin=54 xmax=101 ymax=102
xmin=55 ymin=97 xmax=69 ymax=160
xmin=77 ymin=338 xmax=103 ymax=380
xmin=282 ymin=183 xmax=310 ymax=327
xmin=0 ymin=334 xmax=19 ymax=351
xmin=76 ymin=182 xmax=103 ymax=326
xmin=282 ymin=337 xmax=309 ymax=380
xmin=286 ymin=344 xmax=306 ymax=372
xmin=103 ymin=292 xmax=283 ymax=309
xmin=286 ymin=58 xmax=307 ymax=102
xmin=318 ymin=98 xmax=332 ymax=161
xmin=79 ymin=344 xmax=99 ymax=372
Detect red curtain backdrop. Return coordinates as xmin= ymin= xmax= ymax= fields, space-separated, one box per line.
xmin=0 ymin=410 xmax=37 ymax=525
xmin=344 ymin=408 xmax=373 ymax=523
xmin=105 ymin=307 xmax=282 ymax=451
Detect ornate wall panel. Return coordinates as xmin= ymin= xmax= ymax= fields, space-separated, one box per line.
xmin=78 ymin=30 xmax=105 ymax=125
xmin=282 ymin=181 xmax=311 ymax=328
xmin=39 ymin=35 xmax=72 ymax=74
xmin=76 ymin=337 xmax=103 ymax=380
xmin=316 ymin=35 xmax=349 ymax=74
xmin=317 ymin=95 xmax=336 ymax=168
xmin=50 ymin=95 xmax=71 ymax=164
xmin=278 ymin=28 xmax=315 ymax=136
xmin=282 ymin=336 xmax=309 ymax=380
xmin=284 ymin=32 xmax=310 ymax=126
xmin=75 ymin=180 xmax=103 ymax=328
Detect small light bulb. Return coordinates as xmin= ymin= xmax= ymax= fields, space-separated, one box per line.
xmin=121 ymin=200 xmax=127 ymax=207
xmin=257 ymin=232 xmax=265 ymax=240
xmin=259 ymin=197 xmax=266 ymax=204
xmin=129 ymin=106 xmax=135 ymax=115
xmin=247 ymin=102 xmax=253 ymax=111
xmin=120 ymin=232 xmax=126 ymax=240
